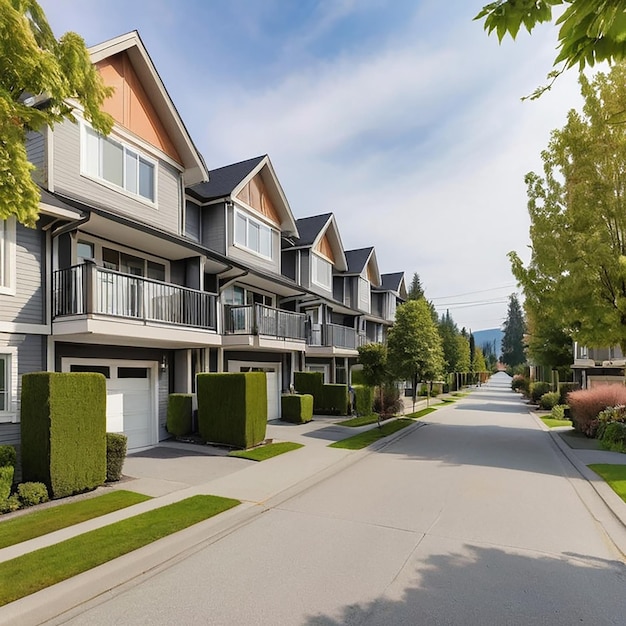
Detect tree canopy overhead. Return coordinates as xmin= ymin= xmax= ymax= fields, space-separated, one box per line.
xmin=1 ymin=0 xmax=113 ymax=226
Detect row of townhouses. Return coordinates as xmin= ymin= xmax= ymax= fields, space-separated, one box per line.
xmin=0 ymin=31 xmax=407 ymax=451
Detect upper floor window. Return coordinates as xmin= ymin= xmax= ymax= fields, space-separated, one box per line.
xmin=311 ymin=253 xmax=332 ymax=289
xmin=358 ymin=276 xmax=370 ymax=313
xmin=234 ymin=210 xmax=274 ymax=260
xmin=82 ymin=126 xmax=156 ymax=203
xmin=0 ymin=218 xmax=16 ymax=295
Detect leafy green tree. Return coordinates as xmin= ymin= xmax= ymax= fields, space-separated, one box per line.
xmin=439 ymin=310 xmax=462 ymax=374
xmin=407 ymin=273 xmax=424 ymax=301
xmin=387 ymin=298 xmax=445 ymax=409
xmin=1 ymin=0 xmax=113 ymax=226
xmin=357 ymin=343 xmax=388 ymax=423
xmin=501 ymin=294 xmax=526 ymax=368
xmin=472 ymin=346 xmax=488 ymax=378
xmin=475 ymin=1 xmax=626 ymax=98
xmin=510 ymin=63 xmax=626 ymax=354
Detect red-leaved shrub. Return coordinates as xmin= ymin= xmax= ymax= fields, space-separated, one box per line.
xmin=568 ymin=385 xmax=626 ymax=437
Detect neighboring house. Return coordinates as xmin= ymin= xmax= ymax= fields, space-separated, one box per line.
xmin=572 ymin=342 xmax=625 ymax=388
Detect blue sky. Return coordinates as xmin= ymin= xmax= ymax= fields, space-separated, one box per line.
xmin=39 ymin=0 xmax=588 ymax=331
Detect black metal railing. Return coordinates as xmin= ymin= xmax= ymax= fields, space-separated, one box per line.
xmin=306 ymin=322 xmax=367 ymax=349
xmin=224 ymin=304 xmax=306 ymax=340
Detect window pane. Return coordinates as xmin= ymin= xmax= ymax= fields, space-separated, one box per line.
xmin=125 ymin=151 xmax=138 ymax=194
xmin=103 ymin=247 xmax=119 ymax=271
xmin=235 ymin=213 xmax=247 ymax=246
xmin=84 ymin=127 xmax=100 ymax=177
xmin=139 ymin=158 xmax=154 ymax=201
xmin=77 ymin=241 xmax=94 ymax=264
xmin=249 ymin=221 xmax=260 ymax=252
xmin=121 ymin=253 xmax=144 ymax=276
xmin=0 ymin=356 xmax=6 ymax=411
xmin=147 ymin=261 xmax=165 ymax=282
xmin=259 ymin=225 xmax=271 ymax=258
xmin=102 ymin=138 xmax=123 ymax=187
xmin=118 ymin=367 xmax=148 ymax=379
xmin=70 ymin=364 xmax=110 ymax=378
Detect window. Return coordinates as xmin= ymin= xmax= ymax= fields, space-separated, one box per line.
xmin=0 ymin=349 xmax=17 ymax=421
xmin=0 ymin=218 xmax=16 ymax=295
xmin=358 ymin=277 xmax=371 ymax=313
xmin=101 ymin=247 xmax=165 ymax=280
xmin=233 ymin=210 xmax=274 ymax=259
xmin=312 ymin=253 xmax=332 ymax=289
xmin=82 ymin=126 xmax=156 ymax=203
xmin=0 ymin=354 xmax=9 ymax=412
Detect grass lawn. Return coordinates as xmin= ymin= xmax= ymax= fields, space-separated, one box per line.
xmin=405 ymin=407 xmax=437 ymax=419
xmin=228 ymin=442 xmax=303 ymax=461
xmin=0 ymin=494 xmax=240 ymax=607
xmin=436 ymin=399 xmax=456 ymax=404
xmin=540 ymin=417 xmax=573 ymax=429
xmin=337 ymin=414 xmax=388 ymax=427
xmin=588 ymin=464 xmax=626 ymax=502
xmin=0 ymin=490 xmax=151 ymax=550
xmin=329 ymin=419 xmax=414 ymax=450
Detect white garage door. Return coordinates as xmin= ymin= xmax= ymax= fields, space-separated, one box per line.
xmin=228 ymin=361 xmax=281 ymax=421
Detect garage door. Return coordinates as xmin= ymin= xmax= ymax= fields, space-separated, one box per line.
xmin=66 ymin=361 xmax=155 ymax=450
xmin=228 ymin=362 xmax=281 ymax=421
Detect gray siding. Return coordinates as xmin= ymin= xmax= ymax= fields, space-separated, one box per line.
xmin=0 ymin=224 xmax=44 ymax=324
xmin=26 ymin=131 xmax=47 ymax=186
xmin=202 ymin=203 xmax=226 ymax=255
xmin=185 ymin=200 xmax=201 ymax=242
xmin=300 ymin=251 xmax=311 ymax=289
xmin=281 ymin=250 xmax=296 ymax=281
xmin=52 ymin=121 xmax=183 ymax=234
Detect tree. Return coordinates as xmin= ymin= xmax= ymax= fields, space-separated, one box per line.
xmin=439 ymin=310 xmax=462 ymax=374
xmin=357 ymin=343 xmax=388 ymax=424
xmin=510 ymin=64 xmax=626 ymax=354
xmin=1 ymin=0 xmax=113 ymax=226
xmin=475 ymin=1 xmax=626 ymax=98
xmin=387 ymin=298 xmax=445 ymax=409
xmin=501 ymin=294 xmax=526 ymax=368
xmin=407 ymin=273 xmax=424 ymax=301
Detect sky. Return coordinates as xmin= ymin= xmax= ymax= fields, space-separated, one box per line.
xmin=38 ymin=0 xmax=590 ymax=331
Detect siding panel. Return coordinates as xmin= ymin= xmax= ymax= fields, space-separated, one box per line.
xmin=26 ymin=131 xmax=47 ymax=186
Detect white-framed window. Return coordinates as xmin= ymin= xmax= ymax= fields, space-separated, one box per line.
xmin=0 ymin=217 xmax=16 ymax=295
xmin=234 ymin=210 xmax=274 ymax=260
xmin=311 ymin=253 xmax=332 ymax=289
xmin=82 ymin=125 xmax=156 ymax=203
xmin=0 ymin=348 xmax=18 ymax=422
xmin=358 ymin=276 xmax=371 ymax=313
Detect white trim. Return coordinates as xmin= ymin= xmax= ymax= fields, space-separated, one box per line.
xmin=46 ymin=125 xmax=55 ymax=192
xmin=233 ymin=208 xmax=275 ymax=261
xmin=0 ymin=322 xmax=49 ymax=335
xmin=311 ymin=252 xmax=332 ymax=290
xmin=0 ymin=346 xmax=18 ymax=423
xmin=0 ymin=217 xmax=16 ymax=296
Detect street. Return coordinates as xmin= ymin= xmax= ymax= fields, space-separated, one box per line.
xmin=53 ymin=373 xmax=626 ymax=625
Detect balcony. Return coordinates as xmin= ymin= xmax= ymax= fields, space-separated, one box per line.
xmin=224 ymin=304 xmax=306 ymax=341
xmin=53 ymin=264 xmax=217 ymax=330
xmin=307 ymin=323 xmax=366 ymax=350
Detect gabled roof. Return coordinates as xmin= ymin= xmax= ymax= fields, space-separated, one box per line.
xmin=187 ymin=155 xmax=299 ymax=238
xmin=287 ymin=213 xmax=347 ymax=272
xmin=88 ymin=31 xmax=208 ymax=185
xmin=376 ymin=272 xmax=407 ymax=299
xmin=344 ymin=247 xmax=381 ymax=287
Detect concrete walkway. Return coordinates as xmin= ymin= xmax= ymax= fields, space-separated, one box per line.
xmin=1 ymin=377 xmax=626 ymax=624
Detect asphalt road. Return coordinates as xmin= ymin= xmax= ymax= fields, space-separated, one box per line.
xmin=54 ymin=373 xmax=626 ymax=625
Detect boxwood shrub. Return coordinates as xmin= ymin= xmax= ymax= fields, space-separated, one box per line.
xmin=0 ymin=466 xmax=13 ymax=502
xmin=197 ymin=372 xmax=267 ymax=448
xmin=17 ymin=482 xmax=49 ymax=507
xmin=21 ymin=372 xmax=107 ymax=498
xmin=106 ymin=433 xmax=128 ymax=482
xmin=321 ymin=384 xmax=349 ymax=415
xmin=530 ymin=381 xmax=552 ymax=404
xmin=166 ymin=393 xmax=193 ymax=437
xmin=352 ymin=385 xmax=374 ymax=416
xmin=0 ymin=445 xmax=16 ymax=469
xmin=281 ymin=394 xmax=313 ymax=424
xmin=294 ymin=372 xmax=324 ymax=411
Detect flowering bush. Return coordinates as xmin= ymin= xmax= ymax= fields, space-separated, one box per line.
xmin=568 ymin=386 xmax=626 ymax=436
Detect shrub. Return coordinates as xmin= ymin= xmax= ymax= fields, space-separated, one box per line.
xmin=551 ymin=404 xmax=568 ymax=420
xmin=197 ymin=372 xmax=267 ymax=448
xmin=350 ymin=369 xmax=366 ymax=385
xmin=0 ymin=445 xmax=16 ymax=468
xmin=352 ymin=385 xmax=374 ymax=416
xmin=530 ymin=381 xmax=552 ymax=404
xmin=511 ymin=375 xmax=530 ymax=395
xmin=600 ymin=421 xmax=626 ymax=452
xmin=17 ymin=482 xmax=49 ymax=507
xmin=321 ymin=384 xmax=349 ymax=415
xmin=568 ymin=386 xmax=626 ymax=436
xmin=595 ymin=405 xmax=626 ymax=439
xmin=166 ymin=394 xmax=193 ymax=437
xmin=106 ymin=433 xmax=128 ymax=482
xmin=281 ymin=394 xmax=313 ymax=424
xmin=21 ymin=372 xmax=107 ymax=498
xmin=539 ymin=392 xmax=560 ymax=411
xmin=0 ymin=494 xmax=21 ymax=514
xmin=294 ymin=372 xmax=324 ymax=411
xmin=558 ymin=382 xmax=580 ymax=406
xmin=374 ymin=385 xmax=403 ymax=416
xmin=0 ymin=466 xmax=14 ymax=501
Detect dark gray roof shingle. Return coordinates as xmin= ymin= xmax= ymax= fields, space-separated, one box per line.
xmin=378 ymin=272 xmax=404 ymax=292
xmin=344 ymin=247 xmax=373 ymax=274
xmin=187 ymin=156 xmax=265 ymax=201
xmin=291 ymin=213 xmax=333 ymax=247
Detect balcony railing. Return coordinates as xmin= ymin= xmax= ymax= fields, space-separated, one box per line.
xmin=53 ymin=264 xmax=217 ymax=330
xmin=307 ymin=323 xmax=367 ymax=349
xmin=224 ymin=304 xmax=306 ymax=341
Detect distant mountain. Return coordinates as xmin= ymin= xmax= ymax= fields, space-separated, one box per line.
xmin=472 ymin=328 xmax=503 ymax=359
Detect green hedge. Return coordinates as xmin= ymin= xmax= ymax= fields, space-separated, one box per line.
xmin=0 ymin=466 xmax=13 ymax=501
xmin=352 ymin=385 xmax=374 ymax=416
xmin=106 ymin=433 xmax=128 ymax=482
xmin=197 ymin=372 xmax=267 ymax=448
xmin=322 ymin=384 xmax=349 ymax=415
xmin=21 ymin=372 xmax=106 ymax=499
xmin=350 ymin=369 xmax=365 ymax=385
xmin=294 ymin=372 xmax=324 ymax=410
xmin=0 ymin=445 xmax=16 ymax=469
xmin=166 ymin=394 xmax=193 ymax=437
xmin=281 ymin=394 xmax=313 ymax=424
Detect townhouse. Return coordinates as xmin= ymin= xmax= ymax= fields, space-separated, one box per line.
xmin=1 ymin=30 xmax=406 ymax=452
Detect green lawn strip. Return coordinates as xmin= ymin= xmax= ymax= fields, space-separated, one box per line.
xmin=437 ymin=399 xmax=456 ymax=404
xmin=329 ymin=419 xmax=414 ymax=450
xmin=0 ymin=490 xmax=151 ymax=550
xmin=405 ymin=407 xmax=437 ymax=419
xmin=228 ymin=442 xmax=303 ymax=461
xmin=588 ymin=464 xmax=626 ymax=502
xmin=337 ymin=414 xmax=393 ymax=427
xmin=540 ymin=417 xmax=573 ymax=429
xmin=0 ymin=494 xmax=240 ymax=607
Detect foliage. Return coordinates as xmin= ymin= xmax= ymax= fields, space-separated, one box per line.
xmin=524 ymin=302 xmax=573 ymax=375
xmin=439 ymin=310 xmax=462 ymax=374
xmin=281 ymin=394 xmax=313 ymax=424
xmin=338 ymin=414 xmax=387 ymax=427
xmin=558 ymin=382 xmax=580 ymax=406
xmin=407 ymin=272 xmax=424 ymax=300
xmin=501 ymin=294 xmax=526 ymax=367
xmin=529 ymin=381 xmax=551 ymax=404
xmin=510 ymin=65 xmax=626 ymax=355
xmin=352 ymin=384 xmax=374 ymax=417
xmin=105 ymin=433 xmax=127 ymax=482
xmin=21 ymin=372 xmax=107 ymax=498
xmin=472 ymin=346 xmax=488 ymax=374
xmin=405 ymin=407 xmax=437 ymax=419
xmin=294 ymin=371 xmax=324 ymax=411
xmin=0 ymin=495 xmax=240 ymax=607
xmin=373 ymin=384 xmax=403 ymax=416
xmin=0 ymin=445 xmax=16 ymax=468
xmin=166 ymin=394 xmax=193 ymax=438
xmin=197 ymin=372 xmax=267 ymax=449
xmin=321 ymin=384 xmax=349 ymax=416
xmin=228 ymin=442 xmax=303 ymax=461
xmin=0 ymin=0 xmax=113 ymax=226
xmin=357 ymin=343 xmax=388 ymax=416
xmin=16 ymin=482 xmax=48 ymax=507
xmin=600 ymin=422 xmax=626 ymax=453
xmin=596 ymin=404 xmax=626 ymax=439
xmin=539 ymin=391 xmax=560 ymax=410
xmin=475 ymin=1 xmax=626 ymax=98
xmin=456 ymin=333 xmax=471 ymax=373
xmin=0 ymin=465 xmax=13 ymax=501
xmin=568 ymin=386 xmax=626 ymax=436
xmin=0 ymin=494 xmax=20 ymax=514
xmin=551 ymin=404 xmax=568 ymax=420
xmin=511 ymin=374 xmax=530 ymax=394
xmin=329 ymin=419 xmax=413 ymax=450
xmin=540 ymin=416 xmax=573 ymax=428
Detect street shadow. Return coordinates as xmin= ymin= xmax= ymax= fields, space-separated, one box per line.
xmin=303 ymin=544 xmax=626 ymax=625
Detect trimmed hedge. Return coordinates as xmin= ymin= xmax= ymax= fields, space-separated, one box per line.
xmin=166 ymin=394 xmax=193 ymax=437
xmin=106 ymin=433 xmax=128 ymax=482
xmin=0 ymin=466 xmax=13 ymax=502
xmin=197 ymin=372 xmax=267 ymax=448
xmin=352 ymin=385 xmax=374 ymax=416
xmin=21 ymin=372 xmax=107 ymax=499
xmin=350 ymin=369 xmax=366 ymax=385
xmin=321 ymin=384 xmax=349 ymax=415
xmin=294 ymin=372 xmax=324 ymax=411
xmin=17 ymin=482 xmax=49 ymax=507
xmin=0 ymin=445 xmax=16 ymax=469
xmin=281 ymin=394 xmax=313 ymax=424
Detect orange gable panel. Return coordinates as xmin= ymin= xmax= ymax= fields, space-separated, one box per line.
xmin=96 ymin=52 xmax=182 ymax=164
xmin=314 ymin=234 xmax=336 ymax=264
xmin=236 ymin=174 xmax=281 ymax=226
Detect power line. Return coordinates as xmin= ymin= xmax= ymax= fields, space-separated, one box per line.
xmin=430 ymin=284 xmax=517 ymax=301
xmin=433 ymin=297 xmax=509 ymax=310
